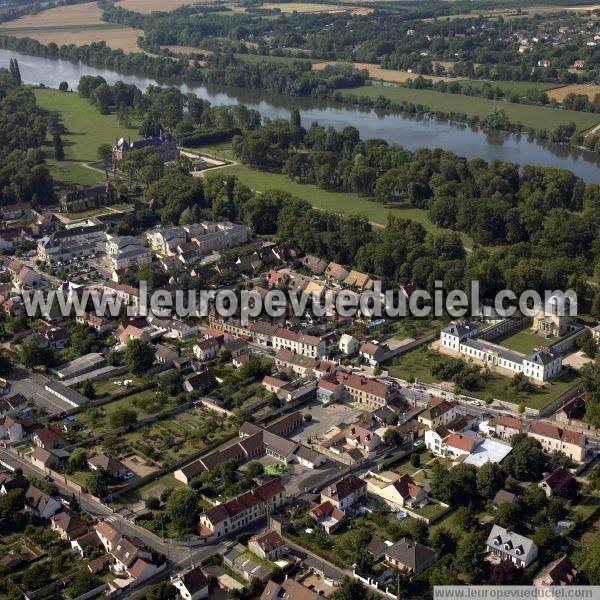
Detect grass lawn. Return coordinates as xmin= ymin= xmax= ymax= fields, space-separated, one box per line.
xmin=458 ymin=79 xmax=564 ymax=95
xmin=342 ymin=84 xmax=600 ymax=132
xmin=265 ymin=464 xmax=287 ymax=476
xmin=386 ymin=346 xmax=581 ymax=410
xmin=195 ymin=144 xmax=474 ymax=247
xmin=494 ymin=326 xmax=557 ymax=354
xmin=33 ymin=87 xmax=139 ymax=186
xmin=137 ymin=474 xmax=185 ymax=499
xmin=408 ymin=502 xmax=449 ymax=521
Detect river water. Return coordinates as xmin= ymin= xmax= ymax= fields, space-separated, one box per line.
xmin=3 ymin=48 xmax=600 ymax=183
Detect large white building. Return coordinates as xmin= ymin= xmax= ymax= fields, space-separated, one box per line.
xmin=440 ymin=321 xmax=562 ymax=382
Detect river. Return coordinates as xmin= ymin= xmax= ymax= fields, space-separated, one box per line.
xmin=3 ymin=48 xmax=600 ymax=183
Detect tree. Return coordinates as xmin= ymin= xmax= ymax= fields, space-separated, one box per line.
xmin=109 ymin=406 xmax=138 ymax=430
xmin=0 ymin=352 xmax=12 ymax=376
xmin=384 ymin=429 xmax=401 ymax=446
xmin=0 ymin=488 xmax=25 ymax=515
xmin=124 ymin=339 xmax=155 ymax=376
xmin=492 ymin=560 xmax=522 ymax=585
xmin=430 ymin=527 xmax=457 ymax=555
xmin=53 ymin=133 xmax=64 ymax=161
xmin=67 ymin=448 xmax=88 ymax=473
xmin=81 ymin=380 xmax=96 ymax=400
xmin=331 ymin=577 xmax=372 ymax=600
xmin=245 ymin=461 xmax=264 ymax=479
xmin=19 ymin=341 xmax=56 ymax=368
xmin=59 ymin=81 xmax=69 ymax=92
xmin=97 ymin=143 xmax=113 ymax=162
xmin=86 ymin=468 xmax=112 ymax=497
xmin=166 ymin=487 xmax=199 ymax=534
xmin=146 ymin=496 xmax=160 ymax=510
xmin=410 ymin=452 xmax=421 ymax=468
xmin=69 ymin=567 xmax=102 ymax=597
xmin=476 ymin=462 xmax=503 ymax=500
xmin=354 ymin=549 xmax=374 ymax=576
xmin=503 ymin=434 xmax=546 ymax=480
xmin=456 ymin=532 xmax=488 ymax=582
xmin=495 ymin=501 xmax=521 ymax=530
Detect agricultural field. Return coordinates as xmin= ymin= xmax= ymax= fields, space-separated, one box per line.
xmin=0 ymin=1 xmax=143 ymax=53
xmin=385 ymin=345 xmax=581 ymax=410
xmin=193 ymin=143 xmax=474 ymax=247
xmin=260 ymin=2 xmax=373 ymax=14
xmin=313 ymin=61 xmax=457 ymax=83
xmin=344 ymin=84 xmax=600 ymax=132
xmin=546 ymin=83 xmax=600 ymax=102
xmin=458 ymin=79 xmax=563 ymax=95
xmin=116 ymin=0 xmax=215 ymax=13
xmin=33 ymin=87 xmax=138 ymax=186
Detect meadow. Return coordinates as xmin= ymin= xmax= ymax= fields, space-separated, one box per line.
xmin=547 ymin=83 xmax=600 ymax=102
xmin=345 ymin=84 xmax=600 ymax=132
xmin=313 ymin=61 xmax=457 ymax=83
xmin=458 ymin=79 xmax=563 ymax=95
xmin=33 ymin=87 xmax=138 ymax=186
xmin=195 ymin=143 xmax=473 ymax=246
xmin=116 ymin=0 xmax=215 ymax=13
xmin=260 ymin=2 xmax=373 ymax=14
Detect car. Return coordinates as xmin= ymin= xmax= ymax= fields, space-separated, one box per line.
xmin=310 ymin=488 xmax=318 ymax=494
xmin=413 ymin=440 xmax=424 ymax=447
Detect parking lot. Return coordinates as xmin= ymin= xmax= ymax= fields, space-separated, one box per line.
xmin=292 ymin=400 xmax=364 ymax=444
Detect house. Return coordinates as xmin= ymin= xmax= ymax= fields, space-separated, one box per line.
xmin=418 ymin=399 xmax=459 ymax=429
xmin=183 ymin=371 xmax=216 ymax=393
xmin=534 ymin=555 xmax=578 ymax=587
xmin=360 ymin=342 xmax=389 ymax=366
xmin=532 ymin=294 xmax=577 ymax=337
xmin=343 ymin=270 xmax=373 ymax=290
xmin=301 ymin=254 xmax=327 ymax=275
xmin=316 ymin=379 xmax=345 ymax=405
xmin=25 ymin=485 xmax=61 ymax=519
xmin=193 ymin=338 xmax=220 ymax=362
xmin=76 ymin=311 xmax=114 ymax=334
xmin=14 ymin=266 xmax=46 ymax=290
xmin=335 ymin=371 xmax=392 ymax=409
xmin=384 ymin=538 xmax=437 ymax=575
xmin=486 ymin=525 xmax=538 ymax=568
xmin=0 ymin=415 xmax=37 ymax=443
xmin=171 ymin=565 xmax=209 ymax=600
xmin=321 ymin=424 xmax=381 ymax=460
xmin=325 ymin=262 xmax=349 ymax=282
xmin=0 ymin=552 xmax=26 ymax=572
xmin=61 ymin=183 xmax=117 ymax=212
xmin=494 ymin=415 xmax=522 ymax=440
xmin=539 ymin=467 xmax=576 ymax=498
xmin=528 ymin=422 xmax=586 ymax=462
xmin=31 ymin=446 xmax=65 ymax=470
xmin=1 ymin=201 xmax=31 ymax=220
xmin=339 ymin=333 xmax=359 ymax=355
xmin=293 ymin=445 xmax=326 ymax=469
xmin=71 ymin=531 xmax=103 ymax=557
xmin=0 ymin=472 xmax=28 ymax=495
xmin=366 ymin=471 xmax=428 ymax=511
xmin=88 ymin=454 xmax=131 ymax=479
xmin=31 ymin=326 xmax=69 ymax=350
xmin=248 ymin=530 xmax=286 ymax=561
xmin=493 ymin=490 xmax=518 ymax=506
xmin=197 ymin=478 xmax=286 ymax=539
xmin=309 ymin=501 xmax=346 ymax=534
xmin=320 ymin=474 xmax=367 ymax=511
xmin=0 ymin=393 xmax=28 ymax=418
xmin=155 ymin=344 xmax=178 ymax=366
xmin=33 ymin=426 xmax=66 ymax=450
xmin=114 ymin=132 xmax=178 ymax=163
xmin=96 ymin=521 xmax=121 ymax=552
xmin=261 ymin=579 xmax=324 ymax=600
xmin=367 ymin=536 xmax=390 ymax=561
xmin=51 ymin=512 xmax=89 ymax=541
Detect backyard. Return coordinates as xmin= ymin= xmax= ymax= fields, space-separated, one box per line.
xmin=385 ymin=346 xmax=581 ymax=410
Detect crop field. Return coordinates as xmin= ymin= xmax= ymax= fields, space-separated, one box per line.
xmin=0 ymin=2 xmax=104 ymax=28
xmin=116 ymin=0 xmax=215 ymax=13
xmin=161 ymin=44 xmax=211 ymax=56
xmin=343 ymin=84 xmax=600 ymax=132
xmin=546 ymin=84 xmax=600 ymax=102
xmin=313 ymin=61 xmax=457 ymax=83
xmin=458 ymin=79 xmax=562 ymax=95
xmin=33 ymin=87 xmax=138 ymax=186
xmin=0 ymin=1 xmax=143 ymax=52
xmin=260 ymin=2 xmax=373 ymax=14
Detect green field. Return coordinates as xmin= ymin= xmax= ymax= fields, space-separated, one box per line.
xmin=458 ymin=79 xmax=563 ymax=95
xmin=33 ymin=87 xmax=138 ymax=186
xmin=195 ymin=143 xmax=474 ymax=246
xmin=344 ymin=84 xmax=600 ymax=132
xmin=386 ymin=346 xmax=580 ymax=410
